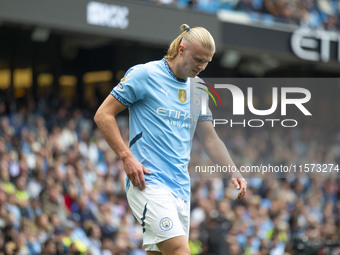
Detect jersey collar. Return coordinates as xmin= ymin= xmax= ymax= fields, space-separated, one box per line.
xmin=162 ymin=58 xmax=187 ymax=83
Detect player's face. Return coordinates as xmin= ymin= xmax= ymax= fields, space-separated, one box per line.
xmin=179 ymin=42 xmax=214 ymax=78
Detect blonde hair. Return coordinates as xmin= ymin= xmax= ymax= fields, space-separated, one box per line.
xmin=164 ymin=24 xmax=215 ymax=61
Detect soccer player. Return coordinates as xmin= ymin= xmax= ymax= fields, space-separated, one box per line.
xmin=94 ymin=24 xmax=247 ymax=255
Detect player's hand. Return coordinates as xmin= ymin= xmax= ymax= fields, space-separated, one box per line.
xmin=123 ymin=155 xmax=152 ymax=190
xmin=231 ymin=177 xmax=247 ymax=200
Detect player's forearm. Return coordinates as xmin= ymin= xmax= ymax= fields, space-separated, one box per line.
xmin=94 ymin=112 xmax=133 ymax=161
xmin=203 ymin=136 xmax=236 ymax=167
xmin=203 ymin=137 xmax=244 ymax=178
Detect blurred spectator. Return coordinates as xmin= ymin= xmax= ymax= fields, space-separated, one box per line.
xmin=84 ymin=221 xmax=102 ymax=255
xmin=189 ymin=224 xmax=203 ymax=254
xmin=35 ymin=213 xmax=53 ymax=243
xmin=170 ymin=0 xmax=340 ymax=30
xmin=26 ymin=170 xmax=44 ymax=200
xmin=40 ymin=183 xmax=69 ymax=223
xmin=72 ymin=195 xmax=96 ymax=225
xmin=196 ymin=0 xmax=220 ymax=13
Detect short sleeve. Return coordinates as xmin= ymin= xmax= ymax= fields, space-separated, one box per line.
xmin=111 ymin=65 xmax=147 ymax=107
xmin=198 ymin=108 xmax=213 ymax=122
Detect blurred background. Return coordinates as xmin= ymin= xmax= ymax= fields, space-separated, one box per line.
xmin=0 ymin=0 xmax=340 ymax=254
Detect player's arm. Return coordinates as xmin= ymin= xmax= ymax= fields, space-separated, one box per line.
xmin=94 ymin=95 xmax=151 ymax=190
xmin=196 ymin=121 xmax=247 ymax=200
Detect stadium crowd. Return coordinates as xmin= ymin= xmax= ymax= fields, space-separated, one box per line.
xmin=0 ymin=91 xmax=339 ymax=255
xmin=153 ymin=0 xmax=340 ymax=30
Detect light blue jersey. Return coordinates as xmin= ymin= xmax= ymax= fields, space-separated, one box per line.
xmin=111 ymin=58 xmax=212 ymax=201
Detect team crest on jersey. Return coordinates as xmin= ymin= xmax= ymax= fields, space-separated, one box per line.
xmin=159 ymin=217 xmax=173 ymax=231
xmin=178 ymin=90 xmax=187 ymax=103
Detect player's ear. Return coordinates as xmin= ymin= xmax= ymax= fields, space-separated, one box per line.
xmin=178 ymin=44 xmax=185 ymax=55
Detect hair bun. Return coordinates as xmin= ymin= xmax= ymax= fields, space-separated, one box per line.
xmin=181 ymin=24 xmax=190 ymax=31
